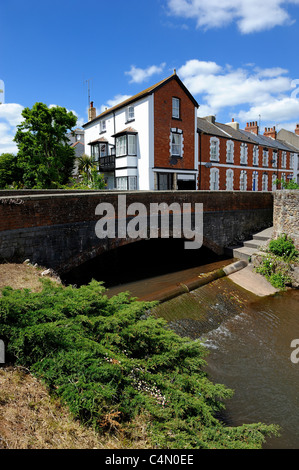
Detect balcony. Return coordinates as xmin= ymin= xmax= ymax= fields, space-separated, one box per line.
xmin=98 ymin=156 xmax=115 ymax=172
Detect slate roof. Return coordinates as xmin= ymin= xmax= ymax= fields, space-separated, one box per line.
xmin=238 ymin=129 xmax=291 ymax=151
xmin=197 ymin=117 xmax=229 ymax=138
xmin=83 ymin=73 xmax=199 ymax=127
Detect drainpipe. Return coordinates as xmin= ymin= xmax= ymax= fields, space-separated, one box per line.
xmin=198 ymin=131 xmax=202 ymax=190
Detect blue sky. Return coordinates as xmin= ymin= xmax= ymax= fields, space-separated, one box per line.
xmin=1 ymin=0 xmax=299 ymax=154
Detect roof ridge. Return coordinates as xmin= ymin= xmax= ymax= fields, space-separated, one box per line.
xmin=84 ymin=73 xmax=177 ymax=126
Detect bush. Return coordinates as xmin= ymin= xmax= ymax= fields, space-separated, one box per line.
xmin=0 ymin=280 xmax=279 ymax=448
xmin=268 ymin=234 xmax=299 ymax=261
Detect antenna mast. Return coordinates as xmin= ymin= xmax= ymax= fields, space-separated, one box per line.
xmin=84 ymin=79 xmax=92 ymax=106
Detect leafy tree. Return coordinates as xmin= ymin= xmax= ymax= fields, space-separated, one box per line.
xmin=0 ymin=153 xmax=23 ymax=188
xmin=14 ymin=103 xmax=77 ymax=188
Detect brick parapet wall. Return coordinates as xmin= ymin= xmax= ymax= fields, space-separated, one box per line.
xmin=273 ymin=190 xmax=299 ymax=249
xmin=0 ymin=190 xmax=273 ymax=273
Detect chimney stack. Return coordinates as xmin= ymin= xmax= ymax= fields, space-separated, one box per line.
xmin=244 ymin=121 xmax=259 ymax=135
xmin=225 ymin=118 xmax=239 ymax=130
xmin=88 ymin=101 xmax=96 ymax=122
xmin=263 ymin=126 xmax=277 ymax=139
xmin=295 ymin=124 xmax=299 ymax=136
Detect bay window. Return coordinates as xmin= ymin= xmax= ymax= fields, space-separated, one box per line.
xmin=115 ymin=133 xmax=137 ymax=157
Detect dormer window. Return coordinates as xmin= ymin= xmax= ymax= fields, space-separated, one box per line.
xmin=172 ymin=97 xmax=180 ymax=119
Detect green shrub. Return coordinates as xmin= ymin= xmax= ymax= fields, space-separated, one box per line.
xmin=268 ymin=234 xmax=298 ymax=260
xmin=0 ymin=280 xmax=279 ymax=448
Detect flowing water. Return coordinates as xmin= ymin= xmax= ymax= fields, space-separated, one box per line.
xmin=152 ymin=278 xmax=299 ymax=449
xmin=63 ymin=242 xmax=299 ymax=449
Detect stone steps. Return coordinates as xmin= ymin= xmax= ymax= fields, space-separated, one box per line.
xmin=226 ymin=227 xmax=273 ymax=262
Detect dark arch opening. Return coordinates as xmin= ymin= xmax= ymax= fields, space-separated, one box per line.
xmin=61 ymin=238 xmax=230 ymax=289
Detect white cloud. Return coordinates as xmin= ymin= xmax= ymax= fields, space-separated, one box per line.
xmin=237 ymin=97 xmax=299 ymax=123
xmin=178 ymin=59 xmax=299 ymax=126
xmin=125 ymin=63 xmax=166 ymax=84
xmin=167 ymin=0 xmax=299 ymax=33
xmin=0 ymin=103 xmax=24 ymax=154
xmin=100 ymin=94 xmax=132 ymax=113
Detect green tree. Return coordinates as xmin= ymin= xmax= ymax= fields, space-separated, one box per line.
xmin=0 ymin=153 xmax=23 ymax=188
xmin=14 ymin=103 xmax=77 ymax=188
xmin=77 ymin=154 xmax=95 ymax=181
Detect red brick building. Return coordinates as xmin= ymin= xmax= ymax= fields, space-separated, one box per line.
xmin=84 ymin=72 xmax=297 ymax=191
xmin=197 ymin=117 xmax=295 ymax=191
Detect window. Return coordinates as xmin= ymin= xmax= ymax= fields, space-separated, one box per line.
xmin=272 ymin=174 xmax=277 ymax=191
xmin=100 ymin=143 xmax=108 ymax=158
xmin=262 ymin=149 xmax=269 ymax=167
xmin=91 ymin=144 xmax=99 ymax=162
xmin=210 ymin=137 xmax=219 ymax=161
xmin=116 ymin=134 xmax=137 ymax=157
xmin=226 ymin=169 xmax=234 ymax=190
xmin=210 ymin=168 xmax=219 ymax=190
xmin=281 ymin=151 xmax=286 ymax=168
xmin=240 ymin=170 xmax=247 ymax=191
xmin=100 ymin=120 xmax=106 ymax=133
xmin=172 ymin=97 xmax=180 ymax=119
xmin=281 ymin=172 xmax=286 ymax=182
xmin=226 ymin=141 xmax=234 ymax=163
xmin=128 ymin=134 xmax=137 ymax=155
xmin=272 ymin=151 xmax=278 ymax=167
xmin=253 ymin=146 xmax=259 ymax=166
xmin=252 ymin=171 xmax=258 ymax=191
xmin=157 ymin=173 xmax=173 ymax=190
xmin=262 ymin=173 xmax=268 ymax=191
xmin=170 ymin=130 xmax=183 ymax=157
xmin=126 ymin=106 xmax=134 ymax=122
xmin=116 ymin=176 xmax=137 ymax=190
xmin=290 ymin=153 xmax=294 ymax=169
xmin=240 ymin=143 xmax=248 ymax=164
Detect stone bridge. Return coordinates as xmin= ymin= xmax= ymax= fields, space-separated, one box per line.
xmin=0 ymin=190 xmax=273 ymax=275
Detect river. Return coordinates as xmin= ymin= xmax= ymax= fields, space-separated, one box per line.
xmin=63 ymin=242 xmax=299 ymax=449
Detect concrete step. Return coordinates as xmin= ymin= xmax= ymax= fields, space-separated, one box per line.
xmin=232 ymin=246 xmax=259 ymax=262
xmin=252 ymin=227 xmax=273 ymax=241
xmin=243 ymin=240 xmax=263 ymax=249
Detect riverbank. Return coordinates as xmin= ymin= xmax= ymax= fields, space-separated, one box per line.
xmin=227 ymin=263 xmax=279 ymax=297
xmin=0 ymin=262 xmax=151 ymax=449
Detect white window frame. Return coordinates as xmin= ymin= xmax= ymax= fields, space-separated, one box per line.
xmin=172 ymin=97 xmax=180 ymax=119
xmin=240 ymin=170 xmax=247 ymax=191
xmin=226 ymin=169 xmax=234 ymax=190
xmin=100 ymin=120 xmax=106 ymax=133
xmin=210 ymin=137 xmax=220 ymax=162
xmin=290 ymin=153 xmax=294 ymax=169
xmin=262 ymin=149 xmax=269 ymax=167
xmin=170 ymin=129 xmax=183 ymax=158
xmin=210 ymin=167 xmax=219 ymax=190
xmin=272 ymin=174 xmax=277 ymax=191
xmin=226 ymin=140 xmax=234 ymax=163
xmin=116 ymin=134 xmax=137 ymax=157
xmin=128 ymin=134 xmax=137 ymax=155
xmin=262 ymin=173 xmax=268 ymax=191
xmin=272 ymin=151 xmax=278 ymax=167
xmin=253 ymin=145 xmax=259 ymax=166
xmin=126 ymin=106 xmax=135 ymax=122
xmin=281 ymin=151 xmax=286 ymax=168
xmin=240 ymin=143 xmax=248 ymax=165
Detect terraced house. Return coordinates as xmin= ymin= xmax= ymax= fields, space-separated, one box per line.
xmin=83 ymin=73 xmax=298 ymax=191
xmin=83 ymin=72 xmax=199 ymax=190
